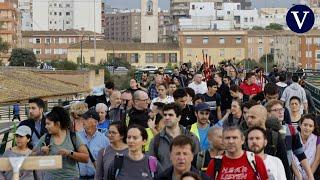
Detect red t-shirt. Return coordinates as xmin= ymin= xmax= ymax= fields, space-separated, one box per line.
xmin=206 ymin=151 xmax=268 ymax=180
xmin=240 ymin=82 xmax=261 ymax=96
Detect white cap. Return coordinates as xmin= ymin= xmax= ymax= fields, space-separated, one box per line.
xmin=14 ymin=126 xmax=32 ymax=136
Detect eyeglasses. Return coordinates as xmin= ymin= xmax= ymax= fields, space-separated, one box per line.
xmin=270 ymin=108 xmax=284 ymax=113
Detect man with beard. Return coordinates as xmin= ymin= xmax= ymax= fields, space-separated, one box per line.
xmin=206 ymin=126 xmax=268 ymax=179
xmin=18 ymin=98 xmax=47 ymax=147
xmin=247 ymin=126 xmax=286 ymax=180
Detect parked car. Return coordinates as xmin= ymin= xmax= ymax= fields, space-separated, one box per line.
xmin=141 ymin=66 xmax=158 ymax=73
xmin=115 ymin=66 xmax=129 ymax=71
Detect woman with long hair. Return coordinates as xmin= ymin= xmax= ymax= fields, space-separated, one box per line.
xmin=34 ymin=106 xmax=89 ymax=179
xmin=292 ymin=114 xmax=320 ymax=179
xmin=95 ymin=121 xmax=128 ymax=180
xmin=1 ymin=126 xmax=33 ymax=180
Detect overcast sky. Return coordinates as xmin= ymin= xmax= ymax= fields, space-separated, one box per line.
xmin=107 ymin=0 xmax=300 ymax=9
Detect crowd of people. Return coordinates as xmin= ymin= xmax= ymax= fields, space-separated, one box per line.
xmin=1 ymin=62 xmax=319 ymax=180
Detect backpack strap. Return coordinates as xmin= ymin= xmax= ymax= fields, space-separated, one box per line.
xmin=196 ymin=150 xmax=206 ymax=171
xmin=112 ymin=153 xmax=124 ymax=180
xmin=246 ymin=151 xmax=260 ymax=180
xmin=148 ymin=156 xmax=157 ymax=178
xmin=212 ymin=155 xmax=223 ymax=179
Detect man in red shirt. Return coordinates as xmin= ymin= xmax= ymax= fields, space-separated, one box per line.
xmin=240 ymin=72 xmax=261 ymax=98
xmin=206 ymin=126 xmax=268 ymax=180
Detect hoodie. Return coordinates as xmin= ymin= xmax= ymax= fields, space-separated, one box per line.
xmin=276 ymin=82 xmax=288 ymax=98
xmin=280 ymin=82 xmax=307 ymax=111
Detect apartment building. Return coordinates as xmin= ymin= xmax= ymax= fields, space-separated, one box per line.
xmin=179 ymin=30 xmax=247 ymax=65
xmin=67 ymin=41 xmax=180 ymax=67
xmin=22 ymin=30 xmax=103 ymax=61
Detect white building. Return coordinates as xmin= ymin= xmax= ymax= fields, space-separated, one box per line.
xmin=18 ymin=0 xmax=33 ymax=30
xmin=32 ymin=0 xmax=102 ymax=33
xmin=141 ymin=0 xmax=159 ymax=43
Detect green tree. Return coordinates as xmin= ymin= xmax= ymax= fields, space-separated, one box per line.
xmin=265 ymin=23 xmax=283 ymax=30
xmin=259 ymin=53 xmax=274 ymax=71
xmin=0 ymin=36 xmax=9 ymax=53
xmin=132 ymin=37 xmax=141 ymax=43
xmin=51 ymin=60 xmax=79 ymax=70
xmin=9 ymin=48 xmax=37 ymax=67
xmin=252 ymin=26 xmax=264 ymax=30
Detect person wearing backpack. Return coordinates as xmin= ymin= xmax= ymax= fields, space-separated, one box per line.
xmin=266 ymin=100 xmax=315 ymax=180
xmin=78 ymin=109 xmax=109 ymax=179
xmin=33 ymin=106 xmax=89 ymax=179
xmin=95 ymin=121 xmax=128 ymax=180
xmin=155 ymin=135 xmax=209 ymax=180
xmin=192 ymin=127 xmax=224 ymax=172
xmin=206 ymin=126 xmax=268 ymax=180
xmin=247 ymin=126 xmax=287 ymax=180
xmin=107 ymin=124 xmax=163 ymax=180
xmin=148 ymin=103 xmax=200 ymax=170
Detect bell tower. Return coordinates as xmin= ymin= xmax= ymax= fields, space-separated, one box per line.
xmin=141 ymin=0 xmax=158 ymax=43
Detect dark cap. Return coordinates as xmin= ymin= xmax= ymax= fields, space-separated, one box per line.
xmin=195 ymin=103 xmax=210 ymax=111
xmin=82 ymin=109 xmax=100 ymax=121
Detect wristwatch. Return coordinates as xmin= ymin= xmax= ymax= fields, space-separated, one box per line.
xmin=70 ymin=150 xmax=74 ymax=156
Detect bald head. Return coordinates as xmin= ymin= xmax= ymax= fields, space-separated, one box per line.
xmin=110 ymin=90 xmax=121 ymax=108
xmin=208 ymin=126 xmax=224 ymax=151
xmin=133 ymin=90 xmax=149 ymax=110
xmin=247 ymin=105 xmax=267 ymax=129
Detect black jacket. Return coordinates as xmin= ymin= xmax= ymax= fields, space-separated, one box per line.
xmin=155 ymin=166 xmax=209 ymax=180
xmin=128 ymin=107 xmax=149 ymax=128
xmin=18 ymin=115 xmax=47 ymax=139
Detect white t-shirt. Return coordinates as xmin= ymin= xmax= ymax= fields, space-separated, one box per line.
xmin=264 ymin=154 xmax=287 ymax=180
xmin=188 ymin=81 xmax=207 ymax=94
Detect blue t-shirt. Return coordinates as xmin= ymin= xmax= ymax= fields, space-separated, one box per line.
xmin=97 ymin=120 xmax=110 ymax=136
xmin=198 ymin=125 xmax=210 ymax=151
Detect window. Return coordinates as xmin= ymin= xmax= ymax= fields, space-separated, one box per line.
xmin=90 ymin=57 xmax=95 ymax=63
xmin=54 ymin=12 xmax=57 ymax=15
xmin=131 ymin=53 xmax=139 ymax=63
xmin=236 ymin=37 xmax=241 ymax=44
xmin=66 ymin=21 xmax=70 ymax=24
xmin=203 ymin=37 xmax=209 ymax=44
xmin=45 ymin=38 xmax=51 ymax=44
xmin=66 ymin=12 xmax=70 ymax=16
xmin=35 ymin=38 xmax=41 ymax=44
xmin=244 ymin=17 xmax=248 ymax=22
xmin=186 ymin=37 xmax=192 ymax=44
xmin=192 ymin=5 xmax=195 ymax=10
xmin=55 ymin=37 xmax=59 ymax=44
xmin=306 ymin=51 xmax=312 ymax=58
xmin=306 ymin=38 xmax=312 ymax=45
xmin=258 ymin=37 xmax=263 ymax=44
xmin=249 ymin=48 xmax=253 ymax=56
xmin=314 ymin=38 xmax=320 ymax=45
xmin=45 ymin=49 xmax=51 ymax=54
xmin=146 ymin=53 xmax=154 ymax=63
xmin=66 ymin=4 xmax=70 ymax=8
xmin=59 ymin=3 xmax=62 ymax=8
xmin=219 ymin=37 xmax=225 ymax=44
xmin=236 ymin=49 xmax=241 ymax=56
xmin=250 ymin=17 xmax=254 ymax=22
xmin=157 ymin=53 xmax=165 ymax=63
xmin=248 ymin=37 xmax=253 ymax=43
xmin=59 ymin=38 xmax=67 ymax=43
xmin=29 ymin=38 xmax=33 ymax=43
xmin=169 ymin=53 xmax=177 ymax=63
xmin=258 ymin=47 xmax=263 ymax=57
xmin=219 ymin=49 xmax=225 ymax=57
xmin=59 ymin=12 xmax=62 ymax=16
xmin=34 ymin=49 xmax=41 ymax=54
xmin=316 ymin=50 xmax=320 ymax=61
xmin=69 ymin=38 xmax=75 ymax=44
xmin=186 ymin=49 xmax=193 ymax=57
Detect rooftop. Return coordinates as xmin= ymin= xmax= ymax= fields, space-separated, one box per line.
xmin=0 ymin=68 xmax=88 ymax=104
xmin=69 ymin=41 xmax=180 ymax=50
xmin=22 ymin=30 xmax=102 ymax=37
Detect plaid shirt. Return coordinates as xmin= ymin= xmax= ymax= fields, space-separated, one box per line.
xmin=148 ymin=83 xmax=158 ymax=100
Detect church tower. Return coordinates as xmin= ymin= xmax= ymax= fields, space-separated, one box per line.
xmin=141 ymin=0 xmax=158 ymax=43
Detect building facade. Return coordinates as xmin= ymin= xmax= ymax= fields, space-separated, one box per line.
xmin=0 ymin=2 xmax=21 ymax=62
xmin=247 ymin=30 xmax=277 ymax=61
xmin=299 ymin=30 xmax=320 ymax=69
xmin=179 ymin=30 xmax=247 ymax=65
xmin=105 ymin=10 xmax=141 ymax=42
xmin=32 ymin=0 xmax=102 ymax=33
xmin=141 ymin=0 xmax=159 ymax=43
xmin=67 ymin=41 xmax=180 ymax=67
xmin=18 ymin=0 xmax=33 ymax=30
xmin=22 ymin=30 xmax=103 ymax=62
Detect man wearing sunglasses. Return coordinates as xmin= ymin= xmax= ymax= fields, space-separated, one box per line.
xmin=128 ymin=90 xmax=150 ymax=128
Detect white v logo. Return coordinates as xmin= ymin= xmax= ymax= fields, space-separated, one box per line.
xmin=290 ymin=11 xmax=310 ymax=29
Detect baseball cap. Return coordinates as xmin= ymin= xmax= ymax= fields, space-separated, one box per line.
xmin=14 ymin=126 xmax=32 ymax=136
xmin=82 ymin=109 xmax=100 ymax=121
xmin=195 ymin=103 xmax=210 ymax=111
